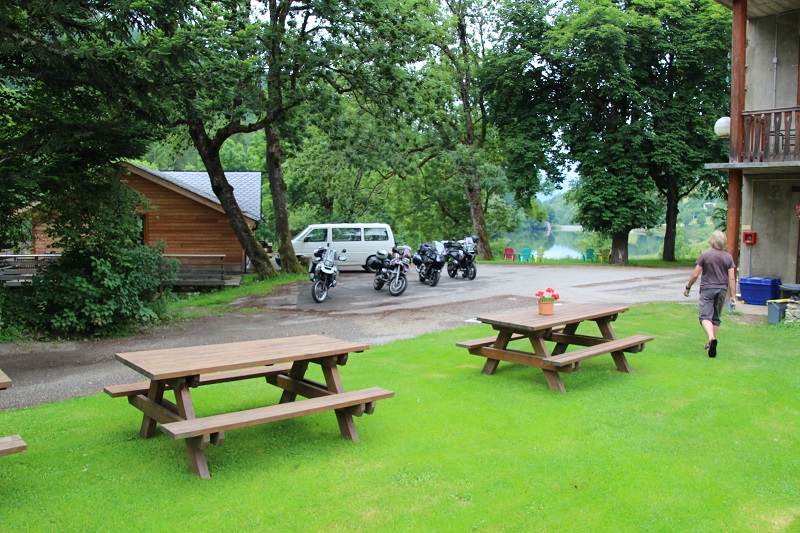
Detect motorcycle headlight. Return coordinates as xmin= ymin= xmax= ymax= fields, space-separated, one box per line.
xmin=402 ymin=257 xmax=410 ymax=265
xmin=324 ymin=260 xmax=334 ymax=268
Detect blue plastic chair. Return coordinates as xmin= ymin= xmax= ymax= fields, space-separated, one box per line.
xmin=518 ymin=247 xmax=532 ymax=263
xmin=583 ymin=248 xmax=595 ymax=262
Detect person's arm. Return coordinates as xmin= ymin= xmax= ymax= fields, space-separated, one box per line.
xmin=684 ymin=265 xmax=702 ymax=297
xmin=728 ymin=267 xmax=737 ymax=304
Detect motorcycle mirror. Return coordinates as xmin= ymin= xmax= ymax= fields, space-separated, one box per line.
xmin=341 ymin=249 xmax=347 ymax=253
xmin=339 ymin=255 xmax=347 ymax=261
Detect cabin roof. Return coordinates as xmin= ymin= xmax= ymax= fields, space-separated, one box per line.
xmin=126 ymin=163 xmax=261 ymax=221
xmin=714 ymin=0 xmax=800 ymax=17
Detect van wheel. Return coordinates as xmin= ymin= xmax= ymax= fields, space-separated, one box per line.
xmin=364 ymin=255 xmax=378 ymax=273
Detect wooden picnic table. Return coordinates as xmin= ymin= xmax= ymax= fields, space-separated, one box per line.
xmin=457 ymin=303 xmax=653 ymax=392
xmin=0 ymin=368 xmax=27 ymax=457
xmin=104 ymin=334 xmax=393 ymax=478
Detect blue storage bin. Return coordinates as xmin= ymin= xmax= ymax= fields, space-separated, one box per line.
xmin=740 ymin=277 xmax=781 ymax=306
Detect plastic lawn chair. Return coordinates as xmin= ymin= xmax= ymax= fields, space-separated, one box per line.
xmin=503 ymin=247 xmax=516 ymax=261
xmin=536 ymin=248 xmax=545 ymax=263
xmin=583 ymin=248 xmax=595 ymax=263
xmin=518 ymin=247 xmax=532 ymax=263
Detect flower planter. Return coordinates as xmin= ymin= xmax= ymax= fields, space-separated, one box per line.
xmin=538 ymin=300 xmax=554 ymax=315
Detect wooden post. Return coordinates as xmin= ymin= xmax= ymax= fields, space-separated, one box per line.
xmin=727 ymin=0 xmax=747 ymax=266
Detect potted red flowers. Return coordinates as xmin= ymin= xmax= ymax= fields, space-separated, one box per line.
xmin=535 ymin=287 xmax=560 ymax=315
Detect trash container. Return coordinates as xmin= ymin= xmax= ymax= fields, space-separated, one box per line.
xmin=779 ymin=283 xmax=800 ymax=299
xmin=767 ymin=299 xmax=789 ymax=325
xmin=740 ymin=277 xmax=781 ymax=306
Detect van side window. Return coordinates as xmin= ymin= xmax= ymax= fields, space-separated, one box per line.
xmin=304 ymin=228 xmax=327 ymax=242
xmin=333 ymin=228 xmax=361 ymax=242
xmin=365 ymin=228 xmax=389 ymax=242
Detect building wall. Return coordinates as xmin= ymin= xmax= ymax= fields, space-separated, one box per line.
xmin=745 ymin=13 xmax=800 ymax=110
xmin=125 ymin=174 xmax=248 ymax=272
xmin=741 ymin=174 xmax=800 ymax=283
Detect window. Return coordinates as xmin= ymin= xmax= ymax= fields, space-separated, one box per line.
xmin=333 ymin=227 xmax=361 ymax=242
xmin=303 ymin=228 xmax=327 ymax=242
xmin=365 ymin=228 xmax=389 ymax=242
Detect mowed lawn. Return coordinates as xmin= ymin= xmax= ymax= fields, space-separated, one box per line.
xmin=1 ymin=302 xmax=798 ymax=531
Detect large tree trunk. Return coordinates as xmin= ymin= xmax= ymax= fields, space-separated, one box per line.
xmin=188 ymin=121 xmax=276 ymax=279
xmin=609 ymin=231 xmax=630 ymax=265
xmin=465 ymin=178 xmax=493 ymax=260
xmin=266 ymin=124 xmax=304 ymax=274
xmin=662 ymin=185 xmax=680 ymax=262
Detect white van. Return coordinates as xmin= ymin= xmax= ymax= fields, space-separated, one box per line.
xmin=290 ymin=223 xmax=395 ymax=271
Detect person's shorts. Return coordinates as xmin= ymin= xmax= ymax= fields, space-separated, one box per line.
xmin=699 ymin=288 xmax=727 ymax=326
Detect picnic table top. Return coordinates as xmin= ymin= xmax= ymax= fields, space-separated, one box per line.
xmin=476 ymin=303 xmax=630 ymax=333
xmin=0 ymin=368 xmax=11 ymax=389
xmin=116 ymin=334 xmax=370 ymax=381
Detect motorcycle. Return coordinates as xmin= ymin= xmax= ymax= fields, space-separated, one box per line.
xmin=369 ymin=245 xmax=411 ymax=296
xmin=412 ymin=241 xmax=447 ymax=287
xmin=444 ymin=235 xmax=478 ymax=280
xmin=309 ymin=246 xmax=346 ymax=303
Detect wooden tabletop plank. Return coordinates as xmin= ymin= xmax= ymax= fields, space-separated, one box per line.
xmin=0 ymin=368 xmax=11 ymax=389
xmin=476 ymin=303 xmax=630 ymax=333
xmin=116 ymin=335 xmax=370 ymax=380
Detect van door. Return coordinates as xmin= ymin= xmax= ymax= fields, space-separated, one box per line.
xmin=296 ymin=227 xmax=328 ymax=257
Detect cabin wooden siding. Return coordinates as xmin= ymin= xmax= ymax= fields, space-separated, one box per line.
xmin=124 ymin=173 xmax=250 ymax=272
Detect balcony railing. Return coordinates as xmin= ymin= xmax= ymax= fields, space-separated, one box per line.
xmin=741 ymin=107 xmax=800 ymax=163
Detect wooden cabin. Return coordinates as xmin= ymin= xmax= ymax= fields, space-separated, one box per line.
xmin=29 ymin=163 xmax=262 ymax=280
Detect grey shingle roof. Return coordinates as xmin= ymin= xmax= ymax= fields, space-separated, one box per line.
xmin=128 ymin=163 xmax=262 ymax=220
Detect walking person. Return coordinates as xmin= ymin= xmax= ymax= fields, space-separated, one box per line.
xmin=683 ymin=230 xmax=736 ymax=358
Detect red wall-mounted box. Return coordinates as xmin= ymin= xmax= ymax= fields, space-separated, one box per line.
xmin=742 ymin=231 xmax=757 ymax=245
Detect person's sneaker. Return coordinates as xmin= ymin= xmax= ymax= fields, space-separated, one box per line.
xmin=708 ymin=339 xmax=717 ymax=358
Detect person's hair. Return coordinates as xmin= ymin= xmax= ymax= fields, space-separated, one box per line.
xmin=710 ymin=230 xmax=727 ymax=250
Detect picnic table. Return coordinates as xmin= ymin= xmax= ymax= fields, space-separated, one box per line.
xmin=457 ymin=303 xmax=653 ymax=392
xmin=0 ymin=368 xmax=27 ymax=457
xmin=104 ymin=335 xmax=393 ymax=478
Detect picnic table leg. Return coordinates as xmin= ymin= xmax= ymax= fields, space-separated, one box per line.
xmin=171 ymin=378 xmax=210 ymax=479
xmin=610 ymin=350 xmax=632 ymax=373
xmin=139 ymin=381 xmax=166 ymax=439
xmin=596 ymin=318 xmax=617 ymax=340
xmin=320 ymin=364 xmax=359 ymax=441
xmin=550 ymin=323 xmax=579 ymax=356
xmin=481 ymin=331 xmax=513 ymax=375
xmin=541 ymin=370 xmax=567 ymax=393
xmin=280 ymin=361 xmax=310 ymax=404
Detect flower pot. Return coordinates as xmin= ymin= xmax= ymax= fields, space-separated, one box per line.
xmin=538 ymin=300 xmax=554 ymax=315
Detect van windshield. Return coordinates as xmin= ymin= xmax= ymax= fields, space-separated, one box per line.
xmin=303 ymin=228 xmax=327 ymax=242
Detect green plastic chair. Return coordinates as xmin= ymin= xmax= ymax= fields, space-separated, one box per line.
xmin=583 ymin=248 xmax=595 ymax=262
xmin=536 ymin=248 xmax=545 ymax=263
xmin=517 ymin=247 xmax=532 ymax=263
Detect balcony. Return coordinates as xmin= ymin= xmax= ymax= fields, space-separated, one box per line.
xmin=742 ymin=107 xmax=799 ymax=163
xmin=708 ymin=107 xmax=800 ymax=175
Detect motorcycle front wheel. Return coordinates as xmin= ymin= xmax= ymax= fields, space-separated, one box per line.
xmin=312 ymin=279 xmax=329 ymax=302
xmin=467 ymin=263 xmax=477 ymax=280
xmin=447 ymin=262 xmax=457 ymax=278
xmin=428 ymin=269 xmax=440 ymax=287
xmin=373 ymin=275 xmax=384 ymax=290
xmin=389 ymin=274 xmax=408 ymax=296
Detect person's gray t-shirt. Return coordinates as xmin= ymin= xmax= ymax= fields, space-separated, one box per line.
xmin=697 ymin=249 xmax=735 ymax=290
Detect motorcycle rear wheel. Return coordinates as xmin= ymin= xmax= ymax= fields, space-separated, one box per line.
xmin=373 ymin=276 xmax=384 ymax=290
xmin=389 ymin=274 xmax=407 ymax=296
xmin=467 ymin=263 xmax=477 ymax=280
xmin=428 ymin=270 xmax=440 ymax=287
xmin=312 ymin=279 xmax=329 ymax=302
xmin=447 ymin=262 xmax=457 ymax=278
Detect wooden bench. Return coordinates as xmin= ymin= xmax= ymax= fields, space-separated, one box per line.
xmin=160 ymin=387 xmax=394 ymax=441
xmin=456 ymin=328 xmax=565 ymax=351
xmin=0 ymin=435 xmax=27 ymax=457
xmin=0 ymin=368 xmax=11 ymax=390
xmin=103 ymin=363 xmax=294 ymax=398
xmin=541 ymin=334 xmax=654 ymax=368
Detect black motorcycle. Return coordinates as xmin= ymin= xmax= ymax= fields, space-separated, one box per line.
xmin=412 ymin=241 xmax=446 ymax=287
xmin=368 ymin=245 xmax=411 ymax=296
xmin=444 ymin=235 xmax=478 ymax=280
xmin=309 ymin=246 xmax=346 ymax=303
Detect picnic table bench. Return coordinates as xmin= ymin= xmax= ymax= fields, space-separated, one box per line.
xmin=104 ymin=335 xmax=393 ymax=478
xmin=457 ymin=303 xmax=653 ymax=392
xmin=0 ymin=368 xmax=27 ymax=457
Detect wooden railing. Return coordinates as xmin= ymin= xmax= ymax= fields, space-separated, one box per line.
xmin=0 ymin=254 xmax=62 ymax=286
xmin=742 ymin=107 xmax=800 ymax=163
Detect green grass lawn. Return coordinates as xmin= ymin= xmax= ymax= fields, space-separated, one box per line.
xmin=1 ymin=303 xmax=798 ymax=531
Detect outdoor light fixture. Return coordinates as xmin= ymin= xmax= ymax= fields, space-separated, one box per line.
xmin=714 ymin=116 xmax=731 ymax=138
